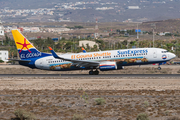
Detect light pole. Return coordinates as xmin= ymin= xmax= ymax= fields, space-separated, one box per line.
xmin=137 ymin=23 xmax=139 ymax=39
xmin=151 ymin=23 xmax=156 ymax=48
xmin=127 ymin=40 xmax=128 ymax=49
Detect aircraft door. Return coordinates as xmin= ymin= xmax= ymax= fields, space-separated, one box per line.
xmin=40 ymin=59 xmax=44 ymax=69
xmin=153 ymin=50 xmax=157 ymax=58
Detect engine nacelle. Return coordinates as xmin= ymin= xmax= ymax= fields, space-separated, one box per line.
xmin=99 ymin=62 xmax=117 ymax=71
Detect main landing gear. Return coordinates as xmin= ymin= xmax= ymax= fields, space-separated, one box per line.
xmin=158 ymin=64 xmax=161 ymax=70
xmin=89 ymin=69 xmax=99 ymax=75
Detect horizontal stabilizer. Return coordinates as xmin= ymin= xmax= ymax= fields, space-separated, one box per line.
xmin=7 ymin=59 xmax=31 ymax=62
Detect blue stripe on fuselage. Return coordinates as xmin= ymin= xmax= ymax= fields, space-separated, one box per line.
xmin=19 ymin=54 xmax=52 ymax=69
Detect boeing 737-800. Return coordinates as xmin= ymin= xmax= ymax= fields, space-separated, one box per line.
xmin=10 ymin=29 xmax=176 ymax=75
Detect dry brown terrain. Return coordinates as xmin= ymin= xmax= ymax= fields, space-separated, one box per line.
xmin=0 ymin=65 xmax=180 ymax=120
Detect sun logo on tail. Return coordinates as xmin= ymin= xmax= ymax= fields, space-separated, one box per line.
xmin=16 ymin=38 xmax=32 ymax=53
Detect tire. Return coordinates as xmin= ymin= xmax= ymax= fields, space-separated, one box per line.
xmin=158 ymin=67 xmax=161 ymax=70
xmin=89 ymin=71 xmax=93 ymax=75
xmin=94 ymin=71 xmax=99 ymax=75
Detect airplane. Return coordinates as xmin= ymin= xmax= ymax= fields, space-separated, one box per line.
xmin=10 ymin=29 xmax=176 ymax=75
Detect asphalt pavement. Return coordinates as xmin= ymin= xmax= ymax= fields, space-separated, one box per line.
xmin=0 ymin=74 xmax=180 ymax=78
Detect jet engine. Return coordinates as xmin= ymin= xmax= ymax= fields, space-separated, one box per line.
xmin=99 ymin=62 xmax=117 ymax=71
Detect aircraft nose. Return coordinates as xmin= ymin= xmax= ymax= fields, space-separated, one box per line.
xmin=171 ymin=53 xmax=176 ymax=59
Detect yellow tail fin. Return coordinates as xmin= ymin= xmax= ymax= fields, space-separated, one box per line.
xmin=12 ymin=29 xmax=35 ymax=53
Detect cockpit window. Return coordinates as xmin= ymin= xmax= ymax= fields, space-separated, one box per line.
xmin=162 ymin=51 xmax=168 ymax=53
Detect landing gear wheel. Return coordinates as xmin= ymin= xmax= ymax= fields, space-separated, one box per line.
xmin=89 ymin=71 xmax=93 ymax=75
xmin=89 ymin=70 xmax=99 ymax=75
xmin=94 ymin=71 xmax=99 ymax=75
xmin=158 ymin=67 xmax=161 ymax=70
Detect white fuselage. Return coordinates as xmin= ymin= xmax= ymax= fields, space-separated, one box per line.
xmin=34 ymin=48 xmax=176 ymax=71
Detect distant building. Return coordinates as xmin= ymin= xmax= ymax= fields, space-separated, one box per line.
xmin=0 ymin=20 xmax=4 ymax=36
xmin=23 ymin=27 xmax=40 ymax=33
xmin=0 ymin=27 xmax=4 ymax=36
xmin=128 ymin=6 xmax=140 ymax=9
xmin=79 ymin=40 xmax=99 ymax=48
xmin=46 ymin=28 xmax=70 ymax=33
xmin=5 ymin=26 xmax=17 ymax=33
xmin=159 ymin=32 xmax=170 ymax=36
xmin=99 ymin=32 xmax=109 ymax=37
xmin=52 ymin=38 xmax=59 ymax=42
xmin=0 ymin=51 xmax=8 ymax=62
xmin=124 ymin=33 xmax=129 ymax=37
xmin=18 ymin=27 xmax=23 ymax=32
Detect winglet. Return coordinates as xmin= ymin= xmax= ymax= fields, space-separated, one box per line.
xmin=48 ymin=47 xmax=60 ymax=59
xmin=81 ymin=47 xmax=86 ymax=53
xmin=49 ymin=47 xmax=53 ymax=50
xmin=81 ymin=47 xmax=85 ymax=50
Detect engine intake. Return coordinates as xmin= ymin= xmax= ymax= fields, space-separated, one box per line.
xmin=99 ymin=62 xmax=117 ymax=71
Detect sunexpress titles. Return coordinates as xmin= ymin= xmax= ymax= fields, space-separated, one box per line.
xmin=117 ymin=49 xmax=148 ymax=55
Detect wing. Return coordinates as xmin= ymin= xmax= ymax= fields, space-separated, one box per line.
xmin=48 ymin=47 xmax=99 ymax=68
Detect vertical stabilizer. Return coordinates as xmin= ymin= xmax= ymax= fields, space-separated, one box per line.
xmin=12 ymin=29 xmax=51 ymax=59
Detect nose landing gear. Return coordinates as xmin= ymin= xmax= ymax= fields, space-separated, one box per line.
xmin=158 ymin=64 xmax=161 ymax=70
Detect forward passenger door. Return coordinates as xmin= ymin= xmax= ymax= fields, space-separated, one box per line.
xmin=153 ymin=50 xmax=157 ymax=58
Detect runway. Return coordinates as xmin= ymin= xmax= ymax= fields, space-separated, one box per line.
xmin=0 ymin=74 xmax=180 ymax=78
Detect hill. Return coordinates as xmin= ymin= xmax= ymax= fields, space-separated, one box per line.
xmin=1 ymin=0 xmax=180 ymax=22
